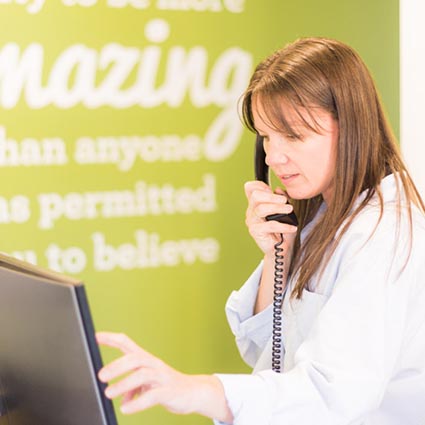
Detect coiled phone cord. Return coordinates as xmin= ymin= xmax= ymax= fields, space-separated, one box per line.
xmin=271 ymin=233 xmax=285 ymax=373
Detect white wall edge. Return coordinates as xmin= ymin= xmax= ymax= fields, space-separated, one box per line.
xmin=400 ymin=0 xmax=425 ymax=198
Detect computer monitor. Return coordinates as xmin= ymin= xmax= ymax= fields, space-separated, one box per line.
xmin=0 ymin=253 xmax=117 ymax=425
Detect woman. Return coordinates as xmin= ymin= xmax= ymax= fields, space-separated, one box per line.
xmin=97 ymin=38 xmax=425 ymax=424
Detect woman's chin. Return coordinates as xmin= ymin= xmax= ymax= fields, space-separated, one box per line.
xmin=286 ymin=189 xmax=320 ymax=201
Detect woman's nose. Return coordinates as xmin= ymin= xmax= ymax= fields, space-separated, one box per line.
xmin=265 ymin=139 xmax=290 ymax=167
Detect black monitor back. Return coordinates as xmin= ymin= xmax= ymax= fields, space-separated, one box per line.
xmin=0 ymin=254 xmax=117 ymax=425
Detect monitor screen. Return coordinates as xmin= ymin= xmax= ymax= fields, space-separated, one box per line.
xmin=0 ymin=253 xmax=117 ymax=425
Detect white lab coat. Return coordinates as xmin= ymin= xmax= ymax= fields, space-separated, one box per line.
xmin=215 ymin=174 xmax=425 ymax=425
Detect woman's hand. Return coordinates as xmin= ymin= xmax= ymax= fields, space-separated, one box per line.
xmin=96 ymin=332 xmax=233 ymax=423
xmin=244 ymin=180 xmax=297 ymax=256
xmin=245 ymin=181 xmax=298 ymax=313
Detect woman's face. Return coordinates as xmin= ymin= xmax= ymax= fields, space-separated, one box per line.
xmin=253 ymin=103 xmax=338 ymax=204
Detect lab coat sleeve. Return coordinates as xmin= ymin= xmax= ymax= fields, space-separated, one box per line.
xmin=224 ymin=261 xmax=273 ymax=367
xmin=215 ymin=212 xmax=416 ymax=425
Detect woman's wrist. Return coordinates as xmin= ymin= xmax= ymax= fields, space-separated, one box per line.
xmin=190 ymin=374 xmax=233 ymax=424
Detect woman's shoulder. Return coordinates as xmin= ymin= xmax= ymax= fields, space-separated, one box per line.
xmin=337 ymin=174 xmax=425 ymax=256
xmin=348 ymin=174 xmax=423 ymax=227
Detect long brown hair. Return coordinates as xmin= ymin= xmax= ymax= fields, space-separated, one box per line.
xmin=242 ymin=37 xmax=425 ymax=299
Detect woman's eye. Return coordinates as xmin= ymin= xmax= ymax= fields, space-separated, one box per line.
xmin=285 ymin=133 xmax=303 ymax=141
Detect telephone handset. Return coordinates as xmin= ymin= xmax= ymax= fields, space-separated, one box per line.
xmin=254 ymin=135 xmax=298 ymax=373
xmin=254 ymin=135 xmax=298 ymax=226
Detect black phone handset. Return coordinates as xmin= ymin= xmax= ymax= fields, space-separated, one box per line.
xmin=254 ymin=135 xmax=298 ymax=373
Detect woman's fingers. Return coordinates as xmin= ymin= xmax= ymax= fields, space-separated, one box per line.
xmin=105 ymin=367 xmax=157 ymax=399
xmin=96 ymin=332 xmax=226 ymax=418
xmin=120 ymin=387 xmax=165 ymax=414
xmin=253 ymin=201 xmax=294 ymax=219
xmin=96 ymin=331 xmax=232 ymax=422
xmin=97 ymin=332 xmax=159 ymax=364
xmin=121 ymin=387 xmax=141 ymax=405
xmin=96 ymin=332 xmax=142 ymax=354
xmin=244 ymin=180 xmax=269 ymax=199
xmin=245 ymin=181 xmax=291 ymax=225
xmin=248 ymin=221 xmax=297 ymax=243
xmin=97 ymin=332 xmax=164 ymax=387
xmin=98 ymin=351 xmax=159 ymax=382
xmin=245 ymin=182 xmax=288 ymax=207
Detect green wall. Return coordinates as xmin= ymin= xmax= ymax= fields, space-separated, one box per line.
xmin=0 ymin=1 xmax=398 ymax=424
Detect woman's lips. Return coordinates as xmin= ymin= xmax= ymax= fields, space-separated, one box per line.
xmin=280 ymin=173 xmax=299 ymax=184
